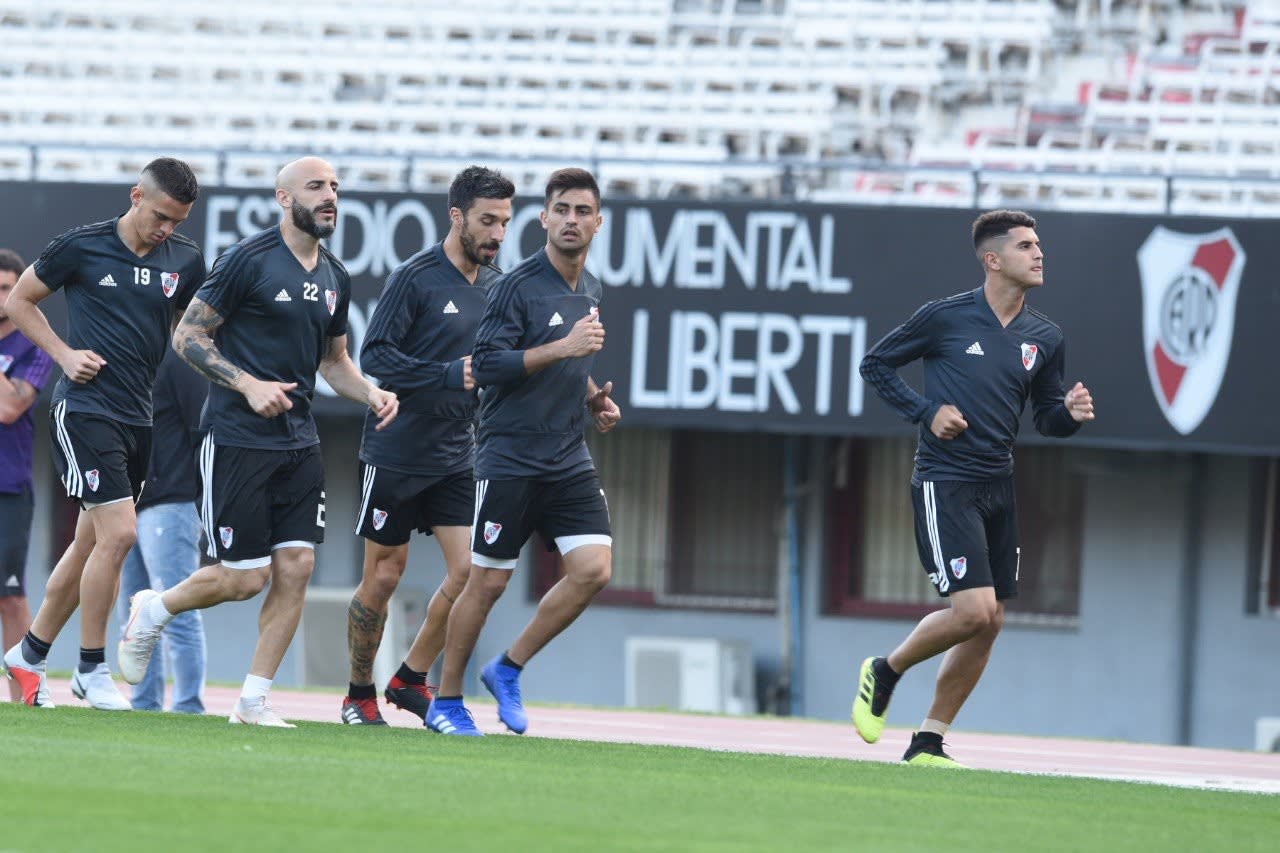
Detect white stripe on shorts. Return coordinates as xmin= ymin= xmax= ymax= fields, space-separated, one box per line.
xmin=923 ymin=481 xmax=945 ymax=575
xmin=200 ymin=432 xmax=217 ymax=559
xmin=354 ymin=463 xmax=376 ymax=534
xmin=472 ymin=478 xmax=488 ymax=531
xmin=53 ymin=401 xmax=81 ymax=497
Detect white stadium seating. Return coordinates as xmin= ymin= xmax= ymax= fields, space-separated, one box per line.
xmin=0 ymin=0 xmax=1276 ymax=214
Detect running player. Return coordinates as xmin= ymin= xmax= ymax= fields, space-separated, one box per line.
xmin=342 ymin=166 xmax=514 ymax=725
xmin=118 ymin=157 xmax=398 ymax=727
xmin=853 ymin=209 xmax=1094 ymax=765
xmin=1 ymin=159 xmax=203 ymax=709
xmin=426 ymin=167 xmax=621 ymax=737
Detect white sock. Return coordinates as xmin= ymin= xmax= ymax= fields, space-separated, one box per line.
xmin=145 ymin=594 xmax=174 ymax=628
xmin=920 ymin=718 xmax=950 ymax=737
xmin=240 ymin=674 xmax=272 ymax=703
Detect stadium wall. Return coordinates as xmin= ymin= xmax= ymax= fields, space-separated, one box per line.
xmin=7 ymin=182 xmax=1279 ymax=748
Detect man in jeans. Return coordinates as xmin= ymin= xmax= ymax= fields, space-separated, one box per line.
xmin=115 ymin=346 xmax=208 ymax=712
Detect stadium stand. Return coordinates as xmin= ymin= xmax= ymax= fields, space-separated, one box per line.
xmin=0 ymin=0 xmax=1276 ymax=213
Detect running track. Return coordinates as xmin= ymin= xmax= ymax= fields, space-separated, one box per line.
xmin=40 ymin=678 xmax=1280 ymax=795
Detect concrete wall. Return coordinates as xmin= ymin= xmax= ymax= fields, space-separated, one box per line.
xmin=17 ymin=418 xmax=1279 ymax=749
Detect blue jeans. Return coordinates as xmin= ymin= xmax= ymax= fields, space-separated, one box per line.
xmin=116 ymin=502 xmax=206 ymax=713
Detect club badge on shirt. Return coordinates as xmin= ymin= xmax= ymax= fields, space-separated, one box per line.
xmin=325 ymin=289 xmax=337 ymax=316
xmin=1021 ymin=343 xmax=1038 ymax=371
xmin=160 ymin=272 xmax=180 ymax=298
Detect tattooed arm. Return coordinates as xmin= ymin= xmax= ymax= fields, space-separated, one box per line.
xmin=319 ymin=334 xmax=398 ymax=430
xmin=173 ymin=298 xmax=295 ymax=418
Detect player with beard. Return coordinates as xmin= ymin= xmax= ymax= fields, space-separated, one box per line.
xmin=118 ymin=157 xmax=399 ymax=727
xmin=341 ymin=166 xmax=515 ymax=725
xmin=2 ymin=159 xmax=203 ymax=710
xmin=426 ymin=167 xmax=621 ymax=737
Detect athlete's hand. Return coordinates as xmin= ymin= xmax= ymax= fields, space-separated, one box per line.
xmin=1065 ymin=381 xmax=1095 ymax=423
xmin=460 ymin=355 xmax=475 ymax=391
xmin=368 ymin=386 xmax=399 ymax=431
xmin=60 ymin=349 xmax=105 ymax=384
xmin=930 ymin=404 xmax=968 ymax=440
xmin=244 ymin=379 xmax=296 ymax=418
xmin=559 ymin=308 xmax=604 ymax=358
xmin=588 ymin=380 xmax=621 ymax=433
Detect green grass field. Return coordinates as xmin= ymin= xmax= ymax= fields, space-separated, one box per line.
xmin=2 ymin=704 xmax=1276 ymax=852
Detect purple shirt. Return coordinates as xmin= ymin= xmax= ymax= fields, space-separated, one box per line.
xmin=0 ymin=328 xmax=55 ymax=493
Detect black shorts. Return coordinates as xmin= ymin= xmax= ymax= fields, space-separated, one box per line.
xmin=911 ymin=477 xmax=1019 ymax=600
xmin=471 ymin=469 xmax=612 ymax=569
xmin=354 ymin=463 xmax=473 ymax=546
xmin=198 ymin=437 xmax=326 ymax=567
xmin=49 ymin=403 xmax=150 ymax=507
xmin=0 ymin=485 xmax=34 ymax=597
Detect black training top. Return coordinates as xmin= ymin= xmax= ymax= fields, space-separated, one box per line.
xmin=196 ymin=226 xmax=350 ymax=450
xmin=136 ymin=346 xmax=208 ymax=511
xmin=359 ymin=242 xmax=498 ymax=476
xmin=860 ymin=286 xmax=1080 ymax=483
xmin=472 ymin=248 xmax=602 ymax=480
xmin=35 ymin=217 xmax=204 ymax=426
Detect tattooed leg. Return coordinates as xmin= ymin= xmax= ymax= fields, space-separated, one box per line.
xmin=347 ymin=596 xmax=387 ymax=686
xmin=347 ymin=540 xmax=409 ymax=685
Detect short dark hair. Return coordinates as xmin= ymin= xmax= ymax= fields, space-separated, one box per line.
xmin=972 ymin=209 xmax=1036 ymax=251
xmin=0 ymin=248 xmax=24 ymax=277
xmin=544 ymin=167 xmax=600 ymax=208
xmin=448 ymin=165 xmax=516 ymax=215
xmin=141 ymin=157 xmax=199 ymax=204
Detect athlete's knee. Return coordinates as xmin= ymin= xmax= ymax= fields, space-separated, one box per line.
xmin=96 ymin=524 xmax=137 ymax=556
xmin=440 ymin=565 xmax=469 ymax=602
xmin=474 ymin=568 xmax=510 ymax=604
xmin=951 ymin=597 xmax=998 ymax=637
xmin=273 ymin=551 xmax=316 ymax=589
xmin=364 ymin=555 xmax=406 ymax=602
xmin=577 ymin=559 xmax=611 ymax=591
xmin=0 ymin=596 xmax=26 ymax=618
xmin=226 ymin=567 xmax=269 ymax=601
xmin=565 ymin=548 xmax=611 ymax=591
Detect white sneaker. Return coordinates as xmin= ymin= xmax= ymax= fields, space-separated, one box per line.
xmin=229 ymin=696 xmax=296 ymax=728
xmin=70 ymin=663 xmax=131 ymax=711
xmin=2 ymin=643 xmax=55 ymax=708
xmin=118 ymin=589 xmax=164 ymax=685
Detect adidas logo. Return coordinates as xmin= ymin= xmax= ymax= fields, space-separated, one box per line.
xmin=965 ymin=341 xmax=984 ymax=356
xmin=429 ymin=713 xmax=457 ymax=733
xmin=274 ymin=289 xmax=292 ymax=302
xmin=98 ymin=274 xmax=117 ymax=287
xmin=443 ymin=300 xmax=458 ymax=314
xmin=4 ymin=574 xmax=17 ymax=587
xmin=548 ymin=312 xmax=563 ymax=327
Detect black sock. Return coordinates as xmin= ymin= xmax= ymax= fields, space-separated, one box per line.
xmin=437 ymin=695 xmax=463 ymax=702
xmin=913 ymin=730 xmax=943 ymax=745
xmin=873 ymin=657 xmax=901 ymax=688
xmin=500 ymin=651 xmax=523 ymax=671
xmin=347 ymin=682 xmax=376 ymax=700
xmin=78 ymin=647 xmax=106 ymax=673
xmin=21 ymin=631 xmax=51 ymax=665
xmin=395 ymin=662 xmax=427 ymax=686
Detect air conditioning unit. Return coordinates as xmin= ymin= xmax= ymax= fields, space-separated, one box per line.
xmin=294 ymin=587 xmax=404 ymax=688
xmin=1256 ymin=717 xmax=1280 ymax=752
xmin=624 ymin=636 xmax=755 ymax=715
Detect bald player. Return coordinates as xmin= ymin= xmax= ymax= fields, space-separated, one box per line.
xmin=118 ymin=157 xmax=398 ymax=727
xmin=2 ymin=158 xmax=204 ymax=711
